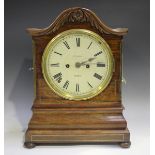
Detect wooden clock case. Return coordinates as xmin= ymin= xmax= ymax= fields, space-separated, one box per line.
xmin=24 ymin=7 xmax=130 ymax=148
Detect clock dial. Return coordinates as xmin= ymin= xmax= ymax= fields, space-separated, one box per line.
xmin=42 ymin=29 xmax=114 ymax=100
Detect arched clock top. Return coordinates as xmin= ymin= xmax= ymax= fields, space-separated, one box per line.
xmin=26 ymin=7 xmax=128 ymax=37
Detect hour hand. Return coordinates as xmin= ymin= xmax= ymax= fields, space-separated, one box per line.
xmin=88 ymin=57 xmax=96 ymax=62
xmin=75 ymin=57 xmax=96 ymax=68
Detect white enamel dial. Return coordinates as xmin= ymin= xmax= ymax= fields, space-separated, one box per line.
xmin=42 ymin=29 xmax=114 ymax=100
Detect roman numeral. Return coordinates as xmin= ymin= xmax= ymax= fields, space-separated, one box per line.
xmin=50 ymin=63 xmax=59 ymax=67
xmin=76 ymin=38 xmax=80 ymax=47
xmin=53 ymin=72 xmax=62 ymax=83
xmin=87 ymin=42 xmax=92 ymax=49
xmin=97 ymin=63 xmax=105 ymax=67
xmin=54 ymin=51 xmax=62 ymax=56
xmin=63 ymin=41 xmax=70 ymax=49
xmin=87 ymin=82 xmax=93 ymax=88
xmin=76 ymin=83 xmax=79 ymax=92
xmin=93 ymin=73 xmax=102 ymax=80
xmin=63 ymin=80 xmax=69 ymax=89
xmin=94 ymin=51 xmax=103 ymax=57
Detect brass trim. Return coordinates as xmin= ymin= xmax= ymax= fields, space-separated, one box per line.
xmin=42 ymin=29 xmax=114 ymax=100
xmin=31 ymin=134 xmax=124 ymax=142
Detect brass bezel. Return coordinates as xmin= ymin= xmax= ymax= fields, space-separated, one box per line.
xmin=42 ymin=29 xmax=114 ymax=100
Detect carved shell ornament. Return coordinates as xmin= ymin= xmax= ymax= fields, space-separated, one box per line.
xmin=69 ymin=9 xmax=85 ymax=22
xmin=27 ymin=7 xmax=128 ymax=36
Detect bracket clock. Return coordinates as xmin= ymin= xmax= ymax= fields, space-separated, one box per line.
xmin=24 ymin=7 xmax=131 ymax=148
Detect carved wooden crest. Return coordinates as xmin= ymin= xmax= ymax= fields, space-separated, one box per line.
xmin=27 ymin=7 xmax=128 ymax=37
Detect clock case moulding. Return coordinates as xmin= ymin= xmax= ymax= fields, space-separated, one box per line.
xmin=24 ymin=7 xmax=130 ymax=148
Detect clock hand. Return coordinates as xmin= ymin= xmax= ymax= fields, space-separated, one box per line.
xmin=75 ymin=57 xmax=96 ymax=68
xmin=83 ymin=63 xmax=97 ymax=65
xmin=83 ymin=62 xmax=105 ymax=64
xmin=80 ymin=57 xmax=96 ymax=65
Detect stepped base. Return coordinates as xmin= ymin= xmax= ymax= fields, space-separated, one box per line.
xmin=24 ymin=107 xmax=130 ymax=148
xmin=24 ymin=128 xmax=130 ymax=148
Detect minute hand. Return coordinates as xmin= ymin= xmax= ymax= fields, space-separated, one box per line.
xmin=80 ymin=57 xmax=96 ymax=66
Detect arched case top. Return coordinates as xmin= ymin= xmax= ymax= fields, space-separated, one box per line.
xmin=27 ymin=7 xmax=128 ymax=37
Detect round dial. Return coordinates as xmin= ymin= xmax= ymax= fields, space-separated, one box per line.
xmin=42 ymin=29 xmax=114 ymax=100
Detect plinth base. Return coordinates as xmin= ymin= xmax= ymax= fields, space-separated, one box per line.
xmin=24 ymin=128 xmax=130 ymax=148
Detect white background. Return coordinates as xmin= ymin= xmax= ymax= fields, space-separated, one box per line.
xmin=3 ymin=0 xmax=152 ymax=155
